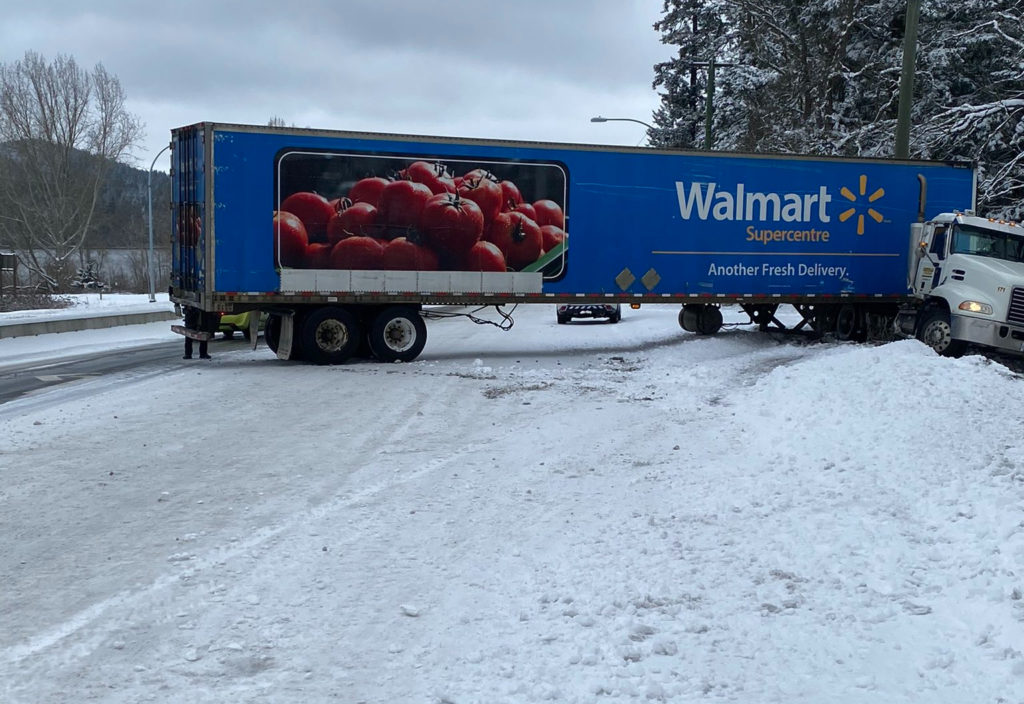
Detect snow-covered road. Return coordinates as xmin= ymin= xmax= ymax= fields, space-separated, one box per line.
xmin=2 ymin=301 xmax=1023 ymax=703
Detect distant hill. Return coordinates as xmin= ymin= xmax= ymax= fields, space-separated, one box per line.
xmin=89 ymin=158 xmax=173 ymax=248
xmin=0 ymin=141 xmax=173 ymax=249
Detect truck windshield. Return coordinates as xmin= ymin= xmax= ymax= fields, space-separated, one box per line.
xmin=950 ymin=223 xmax=1024 ymax=263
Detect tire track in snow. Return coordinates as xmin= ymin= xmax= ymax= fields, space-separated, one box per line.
xmin=0 ymin=376 xmax=490 ymax=672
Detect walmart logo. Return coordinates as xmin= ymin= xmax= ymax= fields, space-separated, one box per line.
xmin=838 ymin=175 xmax=884 ymax=235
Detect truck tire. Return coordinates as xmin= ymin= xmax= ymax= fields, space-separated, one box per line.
xmin=834 ymin=304 xmax=860 ymax=341
xmin=368 ymin=306 xmax=427 ymax=363
xmin=265 ymin=313 xmax=305 ymax=360
xmin=917 ymin=310 xmax=967 ymax=358
xmin=265 ymin=314 xmax=281 ymax=354
xmin=695 ymin=305 xmax=723 ymax=335
xmin=301 ymin=307 xmax=362 ymax=365
xmin=679 ymin=305 xmax=700 ymax=332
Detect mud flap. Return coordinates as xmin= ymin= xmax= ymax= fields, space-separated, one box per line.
xmin=277 ymin=312 xmax=295 ymax=360
xmin=249 ymin=312 xmax=260 ymax=351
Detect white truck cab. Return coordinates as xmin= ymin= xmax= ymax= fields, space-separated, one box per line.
xmin=905 ymin=211 xmax=1024 ymax=356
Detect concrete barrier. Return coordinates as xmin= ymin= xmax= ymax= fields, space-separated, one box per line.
xmin=0 ymin=310 xmax=179 ymax=339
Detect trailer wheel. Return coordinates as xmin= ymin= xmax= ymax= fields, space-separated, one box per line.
xmin=831 ymin=304 xmax=864 ymax=343
xmin=265 ymin=313 xmax=305 ymax=360
xmin=265 ymin=314 xmax=281 ymax=354
xmin=917 ymin=310 xmax=966 ymax=358
xmin=695 ymin=305 xmax=723 ymax=335
xmin=301 ymin=307 xmax=362 ymax=365
xmin=835 ymin=304 xmax=860 ymax=341
xmin=369 ymin=306 xmax=427 ymax=362
xmin=679 ymin=304 xmax=700 ymax=332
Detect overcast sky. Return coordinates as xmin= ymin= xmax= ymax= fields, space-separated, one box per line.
xmin=3 ymin=1 xmax=673 ymax=171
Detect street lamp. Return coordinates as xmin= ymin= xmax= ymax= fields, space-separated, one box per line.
xmin=590 ymin=115 xmax=655 ymax=130
xmin=147 ymin=143 xmax=170 ymax=303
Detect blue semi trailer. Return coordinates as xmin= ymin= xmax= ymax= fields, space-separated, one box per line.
xmin=169 ymin=122 xmax=1018 ymax=364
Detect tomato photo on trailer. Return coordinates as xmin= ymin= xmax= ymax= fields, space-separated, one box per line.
xmin=272 ymin=149 xmax=568 ymax=278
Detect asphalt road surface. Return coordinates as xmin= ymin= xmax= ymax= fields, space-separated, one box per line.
xmin=0 ymin=337 xmax=254 ymax=409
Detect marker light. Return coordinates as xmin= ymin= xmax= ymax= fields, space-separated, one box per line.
xmin=959 ymin=300 xmax=993 ymax=315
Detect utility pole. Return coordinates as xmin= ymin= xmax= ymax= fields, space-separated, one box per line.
xmin=688 ymin=59 xmax=737 ymax=150
xmin=894 ymin=0 xmax=921 ymax=158
xmin=704 ymin=58 xmax=716 ymax=150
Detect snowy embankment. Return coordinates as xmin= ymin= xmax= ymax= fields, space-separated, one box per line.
xmin=1 ymin=304 xmax=1022 ymax=703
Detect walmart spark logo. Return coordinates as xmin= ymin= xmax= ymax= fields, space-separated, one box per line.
xmin=838 ymin=175 xmax=884 ymax=235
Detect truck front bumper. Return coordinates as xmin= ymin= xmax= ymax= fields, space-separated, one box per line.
xmin=951 ymin=315 xmax=1024 ymax=355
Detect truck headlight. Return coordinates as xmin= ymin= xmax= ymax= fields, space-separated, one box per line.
xmin=958 ymin=300 xmax=993 ymax=315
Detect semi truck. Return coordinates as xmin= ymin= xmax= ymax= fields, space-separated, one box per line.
xmin=169 ymin=122 xmax=1024 ymax=364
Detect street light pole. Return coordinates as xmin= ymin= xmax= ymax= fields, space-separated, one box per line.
xmin=147 ymin=143 xmax=170 ymax=303
xmin=590 ymin=116 xmax=655 ymax=130
xmin=590 ymin=116 xmax=654 ymax=144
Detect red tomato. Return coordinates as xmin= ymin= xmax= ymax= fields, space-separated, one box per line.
xmin=306 ymin=242 xmax=333 ymax=268
xmin=484 ymin=211 xmax=514 ymax=243
xmin=378 ymin=180 xmax=434 ymax=231
xmin=540 ymin=224 xmax=567 ymax=252
xmin=457 ymin=175 xmax=503 ymax=223
xmin=327 ymin=202 xmax=378 ymax=243
xmin=274 ymin=211 xmax=309 ymax=267
xmin=419 ymin=192 xmax=485 ymax=254
xmin=461 ymin=240 xmax=506 ymax=272
xmin=532 ymin=199 xmax=565 ymax=229
xmin=381 ymin=237 xmax=441 ymax=271
xmin=348 ymin=177 xmax=390 ymax=207
xmin=500 ymin=180 xmax=523 ymax=210
xmin=280 ymin=191 xmax=335 ymax=242
xmin=513 ymin=202 xmax=537 ymax=221
xmin=461 ymin=168 xmax=500 ymax=184
xmin=329 ymin=236 xmax=385 ymax=270
xmin=404 ymin=161 xmax=456 ymax=195
xmin=485 ymin=212 xmax=542 ymax=270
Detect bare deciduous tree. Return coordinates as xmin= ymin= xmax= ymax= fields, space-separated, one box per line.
xmin=0 ymin=51 xmax=142 ymax=290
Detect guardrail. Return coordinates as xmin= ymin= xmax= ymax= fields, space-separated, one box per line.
xmin=0 ymin=310 xmax=179 ymax=339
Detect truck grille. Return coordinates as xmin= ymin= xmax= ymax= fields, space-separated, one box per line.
xmin=1009 ymin=287 xmax=1024 ymax=326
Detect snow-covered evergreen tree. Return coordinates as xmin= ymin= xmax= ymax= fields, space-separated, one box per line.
xmin=913 ymin=0 xmax=1023 ymax=218
xmin=652 ymin=0 xmax=734 ymax=149
xmin=650 ymin=0 xmax=1024 ymax=217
